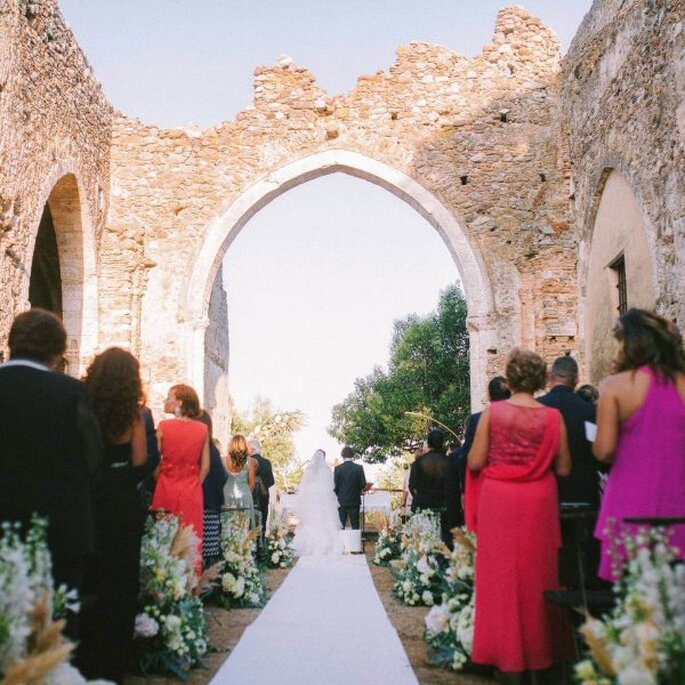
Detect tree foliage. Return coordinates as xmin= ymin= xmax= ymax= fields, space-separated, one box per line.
xmin=328 ymin=283 xmax=470 ymax=462
xmin=230 ymin=397 xmax=306 ymax=490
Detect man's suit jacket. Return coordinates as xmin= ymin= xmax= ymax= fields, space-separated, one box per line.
xmin=0 ymin=363 xmax=102 ymax=556
xmin=460 ymin=411 xmax=482 ymax=494
xmin=538 ymin=385 xmax=602 ymax=506
xmin=334 ymin=459 xmax=366 ymax=508
xmin=252 ymin=453 xmax=275 ymax=505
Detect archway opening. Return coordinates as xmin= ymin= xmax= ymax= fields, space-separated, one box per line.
xmin=29 ymin=205 xmax=63 ymax=317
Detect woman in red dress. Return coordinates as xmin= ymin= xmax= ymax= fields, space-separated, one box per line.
xmin=466 ymin=349 xmax=570 ymax=678
xmin=152 ymin=384 xmax=209 ymax=573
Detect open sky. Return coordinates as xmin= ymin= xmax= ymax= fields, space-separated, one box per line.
xmin=60 ymin=0 xmax=593 ymax=463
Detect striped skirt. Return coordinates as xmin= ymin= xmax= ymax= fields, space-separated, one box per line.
xmin=203 ymin=510 xmax=221 ymax=561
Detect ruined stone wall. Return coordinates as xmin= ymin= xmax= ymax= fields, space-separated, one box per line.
xmin=0 ymin=0 xmax=112 ymax=363
xmin=562 ymin=0 xmax=685 ymax=380
xmin=103 ymin=7 xmax=574 ymax=409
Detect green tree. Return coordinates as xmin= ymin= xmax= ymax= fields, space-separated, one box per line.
xmin=230 ymin=397 xmax=306 ymax=491
xmin=328 ymin=283 xmax=470 ymax=462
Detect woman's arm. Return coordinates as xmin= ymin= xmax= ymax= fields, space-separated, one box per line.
xmin=130 ymin=415 xmax=147 ymax=467
xmin=154 ymin=427 xmax=163 ymax=480
xmin=593 ymin=378 xmax=620 ymax=463
xmin=555 ymin=416 xmax=571 ymax=477
xmin=248 ymin=458 xmax=256 ymax=491
xmin=467 ymin=408 xmax=490 ymax=471
xmin=198 ymin=438 xmax=210 ymax=484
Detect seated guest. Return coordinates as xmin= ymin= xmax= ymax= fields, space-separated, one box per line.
xmin=80 ymin=348 xmax=147 ymax=684
xmin=195 ymin=410 xmax=227 ymax=568
xmin=0 ymin=309 xmax=102 ymax=641
xmin=594 ymin=309 xmax=685 ymax=581
xmin=467 ymin=348 xmax=570 ymax=678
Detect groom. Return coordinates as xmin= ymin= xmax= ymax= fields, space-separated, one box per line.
xmin=334 ymin=446 xmax=367 ymax=529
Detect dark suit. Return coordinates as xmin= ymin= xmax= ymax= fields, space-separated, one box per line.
xmin=251 ymin=453 xmax=275 ymax=535
xmin=444 ymin=443 xmax=465 ymax=542
xmin=334 ymin=459 xmax=366 ymax=529
xmin=0 ymin=361 xmax=102 ymax=639
xmin=460 ymin=412 xmax=482 ymax=494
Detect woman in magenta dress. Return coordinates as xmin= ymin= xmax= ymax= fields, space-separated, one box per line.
xmin=466 ymin=349 xmax=570 ymax=677
xmin=152 ymin=384 xmax=209 ymax=572
xmin=594 ymin=309 xmax=685 ymax=580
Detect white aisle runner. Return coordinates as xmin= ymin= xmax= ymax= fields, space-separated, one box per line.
xmin=210 ymin=554 xmax=419 ymax=685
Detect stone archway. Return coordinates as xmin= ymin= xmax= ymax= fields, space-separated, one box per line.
xmin=25 ymin=172 xmax=98 ymax=374
xmin=581 ymin=168 xmax=657 ymax=382
xmin=185 ymin=149 xmax=497 ymax=429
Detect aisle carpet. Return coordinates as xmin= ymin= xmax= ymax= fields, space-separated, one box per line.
xmin=210 ymin=554 xmax=419 ymax=685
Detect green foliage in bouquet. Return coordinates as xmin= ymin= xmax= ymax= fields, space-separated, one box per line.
xmin=391 ymin=511 xmax=447 ymax=606
xmin=371 ymin=511 xmax=403 ymax=567
xmin=575 ymin=526 xmax=685 ymax=685
xmin=135 ymin=516 xmax=208 ymax=679
xmin=0 ymin=516 xmax=94 ymax=685
xmin=263 ymin=510 xmax=294 ymax=570
xmin=215 ymin=512 xmax=267 ymax=608
xmin=424 ymin=528 xmax=476 ymax=672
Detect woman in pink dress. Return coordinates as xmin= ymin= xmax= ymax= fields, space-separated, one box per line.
xmin=466 ymin=348 xmax=570 ymax=678
xmin=152 ymin=384 xmax=209 ymax=572
xmin=594 ymin=309 xmax=685 ymax=580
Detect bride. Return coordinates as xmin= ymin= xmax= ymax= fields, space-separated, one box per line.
xmin=292 ymin=449 xmax=343 ymax=557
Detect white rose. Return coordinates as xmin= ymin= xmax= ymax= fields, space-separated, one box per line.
xmin=416 ymin=556 xmax=430 ymax=575
xmin=271 ymin=552 xmax=281 ymax=564
xmin=422 ymin=590 xmax=434 ymax=606
xmin=617 ymin=664 xmax=658 ymax=685
xmin=575 ymin=660 xmax=598 ymax=680
xmin=134 ymin=613 xmax=160 ymax=638
xmin=234 ymin=576 xmax=246 ymax=598
xmin=425 ymin=603 xmax=450 ymax=635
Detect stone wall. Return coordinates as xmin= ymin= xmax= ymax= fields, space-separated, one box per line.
xmin=102 ymin=7 xmax=574 ymax=409
xmin=562 ymin=0 xmax=685 ymax=380
xmin=0 ymin=0 xmax=112 ymax=368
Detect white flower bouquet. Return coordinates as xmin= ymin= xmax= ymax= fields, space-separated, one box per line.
xmin=215 ymin=512 xmax=266 ymax=608
xmin=575 ymin=526 xmax=685 ymax=685
xmin=424 ymin=528 xmax=477 ymax=671
xmin=372 ymin=511 xmax=403 ymax=567
xmin=263 ymin=511 xmax=294 ymax=569
xmin=0 ymin=517 xmax=106 ymax=684
xmin=135 ymin=515 xmax=208 ymax=678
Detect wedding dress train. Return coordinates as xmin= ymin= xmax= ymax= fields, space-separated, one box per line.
xmin=292 ymin=450 xmax=343 ymax=557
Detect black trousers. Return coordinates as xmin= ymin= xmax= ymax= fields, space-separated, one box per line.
xmin=338 ymin=505 xmax=360 ymax=530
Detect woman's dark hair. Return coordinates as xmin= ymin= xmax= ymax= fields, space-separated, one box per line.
xmin=169 ymin=383 xmax=201 ymax=418
xmin=505 ymin=348 xmax=547 ymax=394
xmin=614 ymin=308 xmax=685 ymax=380
xmin=195 ymin=409 xmax=213 ymax=441
xmin=576 ymin=384 xmax=599 ymax=405
xmin=426 ymin=428 xmax=445 ymax=452
xmin=229 ymin=435 xmax=249 ymax=469
xmin=8 ymin=309 xmax=66 ymax=364
xmin=84 ymin=347 xmax=143 ymax=441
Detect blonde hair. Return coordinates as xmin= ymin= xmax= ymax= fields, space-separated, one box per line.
xmin=228 ymin=434 xmax=249 ymax=469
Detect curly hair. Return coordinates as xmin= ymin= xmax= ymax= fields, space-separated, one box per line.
xmin=614 ymin=309 xmax=685 ymax=380
xmin=505 ymin=348 xmax=547 ymax=395
xmin=84 ymin=347 xmax=143 ymax=440
xmin=169 ymin=383 xmax=201 ymax=418
xmin=228 ymin=435 xmax=249 ymax=469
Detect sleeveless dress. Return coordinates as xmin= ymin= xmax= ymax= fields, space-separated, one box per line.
xmin=466 ymin=401 xmax=564 ymax=672
xmin=223 ymin=461 xmax=255 ymax=528
xmin=152 ymin=418 xmax=207 ymax=569
xmin=595 ymin=367 xmax=685 ymax=581
xmin=80 ymin=439 xmax=145 ymax=683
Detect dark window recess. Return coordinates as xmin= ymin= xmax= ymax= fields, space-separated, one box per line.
xmin=540 ymin=173 xmax=547 ymax=182
xmin=610 ymin=255 xmax=628 ymax=316
xmin=460 ymin=175 xmax=468 ymax=185
xmin=500 ymin=111 xmax=508 ymax=123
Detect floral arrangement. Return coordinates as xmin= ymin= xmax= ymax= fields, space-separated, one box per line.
xmin=424 ymin=528 xmax=477 ymax=672
xmin=215 ymin=511 xmax=266 ymax=608
xmin=391 ymin=511 xmax=447 ymax=606
xmin=0 ymin=517 xmax=106 ymax=685
xmin=134 ymin=515 xmax=208 ymax=678
xmin=372 ymin=511 xmax=403 ymax=567
xmin=263 ymin=511 xmax=294 ymax=569
xmin=575 ymin=526 xmax=685 ymax=685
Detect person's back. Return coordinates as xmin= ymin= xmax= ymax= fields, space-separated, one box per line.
xmin=410 ymin=450 xmax=449 ymax=510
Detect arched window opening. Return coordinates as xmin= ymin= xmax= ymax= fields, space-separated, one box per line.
xmin=29 ymin=204 xmax=63 ymax=317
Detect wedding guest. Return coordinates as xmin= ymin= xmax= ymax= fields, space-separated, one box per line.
xmin=248 ymin=438 xmax=275 ymax=537
xmin=0 ymin=309 xmax=102 ymax=641
xmin=576 ymin=384 xmax=599 ymax=406
xmin=594 ymin=309 xmax=685 ymax=580
xmin=196 ymin=410 xmax=227 ymax=568
xmin=152 ymin=384 xmax=209 ymax=573
xmin=443 ymin=439 xmax=464 ymax=546
xmin=334 ymin=446 xmax=367 ymax=530
xmin=137 ymin=405 xmax=160 ymax=510
xmin=80 ymin=347 xmax=147 ymax=684
xmin=224 ymin=434 xmax=256 ymax=529
xmin=467 ymin=348 xmax=570 ymax=677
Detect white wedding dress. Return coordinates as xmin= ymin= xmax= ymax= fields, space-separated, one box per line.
xmin=292 ymin=450 xmax=343 ymax=557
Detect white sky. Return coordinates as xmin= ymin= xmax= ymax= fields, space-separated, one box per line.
xmin=59 ymin=0 xmax=593 ymax=463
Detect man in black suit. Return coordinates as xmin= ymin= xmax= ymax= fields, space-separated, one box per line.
xmin=0 ymin=309 xmax=103 ymax=639
xmin=248 ymin=438 xmax=275 ymax=537
xmin=334 ymin=446 xmax=366 ymax=529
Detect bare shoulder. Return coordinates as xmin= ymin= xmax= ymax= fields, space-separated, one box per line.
xmin=600 ymin=370 xmax=644 ymax=395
